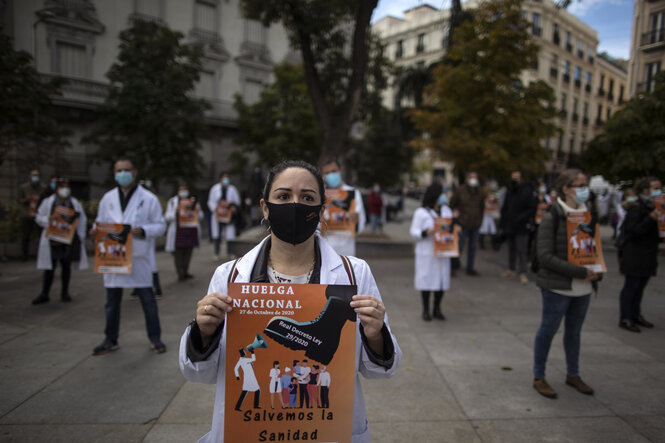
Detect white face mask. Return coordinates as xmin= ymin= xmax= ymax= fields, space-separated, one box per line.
xmin=468 ymin=177 xmax=479 ymax=187
xmin=57 ymin=187 xmax=71 ymax=199
xmin=178 ymin=190 xmax=190 ymax=199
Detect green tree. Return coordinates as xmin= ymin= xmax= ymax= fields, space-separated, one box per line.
xmin=241 ymin=0 xmax=378 ymax=162
xmin=82 ymin=19 xmax=209 ymax=186
xmin=580 ymin=72 xmax=665 ymax=181
xmin=0 ymin=34 xmax=69 ymax=168
xmin=409 ymin=0 xmax=557 ymax=179
xmin=233 ymin=62 xmax=322 ymax=167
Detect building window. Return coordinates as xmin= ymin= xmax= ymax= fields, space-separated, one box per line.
xmin=645 ymin=61 xmax=661 ymax=92
xmin=619 ymin=84 xmax=624 ymax=104
xmin=395 ymin=40 xmax=403 ymax=59
xmin=195 ymin=0 xmax=217 ymax=33
xmin=550 ymin=53 xmax=558 ymax=78
xmin=599 ymin=73 xmax=605 ymax=95
xmin=587 ymin=46 xmax=594 ymax=64
xmin=55 ymin=41 xmax=87 ymax=78
xmin=136 ymin=0 xmax=162 ymax=18
xmin=245 ymin=19 xmax=266 ymax=46
xmin=553 ymin=23 xmax=560 ymax=44
xmin=606 ymin=107 xmax=612 ymax=120
xmin=574 ymin=65 xmax=581 ymax=87
xmin=561 ymin=92 xmax=567 ymax=113
xmin=195 ymin=70 xmax=215 ymax=98
xmin=583 ymin=101 xmax=589 ymax=124
xmin=565 ymin=31 xmax=572 ymax=51
xmin=563 ymin=60 xmax=570 ymax=82
xmin=646 ymin=11 xmax=664 ymax=45
xmin=532 ymin=13 xmax=541 ymax=36
xmin=608 ymin=78 xmax=614 ymax=100
xmin=416 ymin=33 xmax=425 ymax=53
xmin=577 ymin=39 xmax=584 ymax=58
xmin=572 ymin=97 xmax=579 ymax=121
xmin=244 ymin=79 xmax=263 ymax=105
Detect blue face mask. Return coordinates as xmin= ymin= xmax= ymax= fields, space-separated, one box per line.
xmin=651 ymin=189 xmax=662 ymax=197
xmin=31 ymin=176 xmax=40 ymax=184
xmin=145 ymin=180 xmax=152 ymax=188
xmin=626 ymin=196 xmax=638 ymax=203
xmin=325 ymin=172 xmax=342 ymax=188
xmin=50 ymin=182 xmax=57 ymax=190
xmin=574 ymin=186 xmax=590 ymax=204
xmin=437 ymin=194 xmax=448 ymax=207
xmin=222 ymin=177 xmax=230 ymax=186
xmin=115 ymin=171 xmax=133 ymax=187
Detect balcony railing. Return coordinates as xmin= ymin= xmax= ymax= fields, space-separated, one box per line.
xmin=416 ymin=44 xmax=425 ymax=54
xmin=395 ymin=49 xmax=403 ymax=59
xmin=608 ymin=92 xmax=614 ymax=101
xmin=563 ymin=73 xmax=570 ymax=83
xmin=585 ymin=83 xmax=591 ymax=93
xmin=572 ymin=113 xmax=579 ymax=122
xmin=42 ymin=74 xmax=109 ymax=109
xmin=553 ymin=32 xmax=560 ymax=45
xmin=577 ymin=50 xmax=584 ymax=59
xmin=550 ymin=67 xmax=558 ymax=78
xmin=583 ymin=116 xmax=589 ymax=125
xmin=640 ymin=29 xmax=665 ymax=47
xmin=532 ymin=27 xmax=542 ymax=37
xmin=566 ymin=43 xmax=572 ymax=52
xmin=598 ymin=88 xmax=605 ymax=97
xmin=588 ymin=55 xmax=594 ymax=64
xmin=560 ymin=109 xmax=568 ymax=118
xmin=574 ymin=79 xmax=581 ymax=88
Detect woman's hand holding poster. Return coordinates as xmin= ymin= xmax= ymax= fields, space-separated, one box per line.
xmin=566 ymin=212 xmax=606 ymax=272
xmin=224 ymin=283 xmax=357 ymax=443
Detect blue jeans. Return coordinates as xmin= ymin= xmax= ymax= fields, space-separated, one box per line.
xmin=104 ymin=287 xmax=161 ymax=343
xmin=458 ymin=228 xmax=479 ymax=271
xmin=369 ymin=214 xmax=381 ymax=233
xmin=533 ymin=288 xmax=591 ymax=379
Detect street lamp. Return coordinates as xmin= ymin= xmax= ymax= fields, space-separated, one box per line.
xmin=32 ymin=10 xmax=55 ymax=70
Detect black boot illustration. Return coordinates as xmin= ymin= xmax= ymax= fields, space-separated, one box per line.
xmin=263 ymin=285 xmax=357 ymax=365
xmin=331 ymin=192 xmax=355 ymax=212
xmin=107 ymin=224 xmax=132 ymax=244
xmin=577 ymin=222 xmax=596 ymax=238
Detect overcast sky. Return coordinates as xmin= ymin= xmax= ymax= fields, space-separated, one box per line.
xmin=372 ymin=0 xmax=633 ymax=59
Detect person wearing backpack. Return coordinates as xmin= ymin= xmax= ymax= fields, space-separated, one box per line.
xmin=617 ymin=177 xmax=662 ymax=333
xmin=179 ymin=160 xmax=401 ymax=442
xmin=532 ymin=169 xmax=601 ymax=399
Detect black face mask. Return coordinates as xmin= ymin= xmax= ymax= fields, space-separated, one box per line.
xmin=266 ymin=202 xmax=322 ymax=245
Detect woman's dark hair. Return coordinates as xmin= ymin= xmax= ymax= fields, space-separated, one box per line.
xmin=634 ymin=176 xmax=658 ymax=195
xmin=263 ymin=160 xmax=326 ymax=204
xmin=273 ymin=360 xmax=279 ymax=366
xmin=554 ymin=168 xmax=583 ymax=198
xmin=422 ymin=183 xmax=443 ymax=209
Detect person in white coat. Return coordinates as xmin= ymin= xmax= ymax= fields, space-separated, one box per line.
xmin=207 ymin=172 xmax=241 ymax=260
xmin=179 ymin=160 xmax=400 ymax=443
xmin=165 ymin=182 xmax=204 ymax=281
xmin=32 ymin=178 xmax=87 ymax=305
xmin=321 ymin=159 xmax=366 ymax=257
xmin=410 ymin=184 xmax=452 ymax=321
xmin=90 ymin=158 xmax=167 ymax=356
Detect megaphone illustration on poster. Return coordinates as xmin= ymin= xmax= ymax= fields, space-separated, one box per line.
xmin=246 ymin=333 xmax=268 ymax=353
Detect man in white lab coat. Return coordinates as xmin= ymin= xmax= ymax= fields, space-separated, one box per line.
xmin=320 ymin=159 xmax=366 ymax=257
xmin=90 ymin=158 xmax=167 ymax=355
xmin=207 ymin=172 xmax=241 ymax=260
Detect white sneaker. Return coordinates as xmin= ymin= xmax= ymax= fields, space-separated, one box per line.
xmin=500 ymin=270 xmax=516 ymax=278
xmin=213 ymin=255 xmax=220 ymax=261
xmin=519 ymin=273 xmax=529 ymax=285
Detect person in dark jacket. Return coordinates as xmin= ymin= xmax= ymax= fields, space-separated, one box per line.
xmin=449 ymin=171 xmax=485 ymax=276
xmin=617 ymin=176 xmax=661 ymax=333
xmin=533 ymin=169 xmax=600 ymax=399
xmin=499 ymin=171 xmax=537 ymax=284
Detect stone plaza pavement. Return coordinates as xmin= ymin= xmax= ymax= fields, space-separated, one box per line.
xmin=1 ymin=217 xmax=664 ymax=442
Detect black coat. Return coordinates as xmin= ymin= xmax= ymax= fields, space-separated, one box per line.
xmin=620 ymin=198 xmax=659 ymax=277
xmin=500 ymin=183 xmax=536 ymax=236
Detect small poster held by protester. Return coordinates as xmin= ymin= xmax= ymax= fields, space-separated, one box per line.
xmin=27 ymin=194 xmax=40 ymax=216
xmin=433 ymin=217 xmax=460 ymax=257
xmin=566 ymin=212 xmax=606 ymax=272
xmin=178 ymin=198 xmax=199 ymax=228
xmin=484 ymin=196 xmax=499 ymax=216
xmin=224 ymin=282 xmax=358 ymax=443
xmin=654 ymin=195 xmax=665 ymax=238
xmin=322 ymin=189 xmax=357 ymax=237
xmin=216 ymin=199 xmax=234 ymax=224
xmin=45 ymin=205 xmax=79 ymax=245
xmin=94 ymin=223 xmax=132 ymax=274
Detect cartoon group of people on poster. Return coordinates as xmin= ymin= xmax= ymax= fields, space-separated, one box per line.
xmin=93 ymin=223 xmax=133 ymax=274
xmin=566 ymin=212 xmax=606 ymax=272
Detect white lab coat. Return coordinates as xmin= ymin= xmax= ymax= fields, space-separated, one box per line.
xmin=179 ymin=234 xmax=401 ymax=443
xmin=94 ymin=186 xmax=166 ymax=288
xmin=207 ymin=183 xmax=241 ymax=240
xmin=410 ymin=206 xmax=451 ymax=291
xmin=234 ymin=353 xmax=260 ymax=391
xmin=35 ymin=195 xmax=88 ymax=270
xmin=323 ymin=184 xmax=366 ymax=257
xmin=164 ymin=195 xmax=204 ymax=252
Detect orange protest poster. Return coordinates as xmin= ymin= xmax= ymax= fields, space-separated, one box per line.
xmin=45 ymin=205 xmax=79 ymax=245
xmin=566 ymin=212 xmax=606 ymax=272
xmin=433 ymin=217 xmax=460 ymax=258
xmin=94 ymin=223 xmax=132 ymax=274
xmin=225 ymin=283 xmax=358 ymax=443
xmin=216 ymin=200 xmax=234 ymax=224
xmin=322 ymin=189 xmax=357 ymax=237
xmin=27 ymin=194 xmax=40 ymax=216
xmin=484 ymin=197 xmax=498 ymax=216
xmin=178 ymin=198 xmax=199 ymax=228
xmin=535 ymin=202 xmax=550 ymax=225
xmin=654 ymin=195 xmax=665 ymax=238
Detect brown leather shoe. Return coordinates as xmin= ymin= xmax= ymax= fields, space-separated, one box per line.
xmin=565 ymin=375 xmax=594 ymax=395
xmin=533 ymin=378 xmax=557 ymax=399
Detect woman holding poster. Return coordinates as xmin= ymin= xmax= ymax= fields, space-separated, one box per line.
xmin=179 ymin=160 xmax=401 ymax=443
xmin=32 ymin=178 xmax=87 ymax=305
xmin=164 ymin=182 xmax=204 ymax=281
xmin=532 ymin=169 xmax=601 ymax=399
xmin=409 ymin=184 xmax=452 ymax=321
xmin=617 ymin=177 xmax=662 ymax=333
